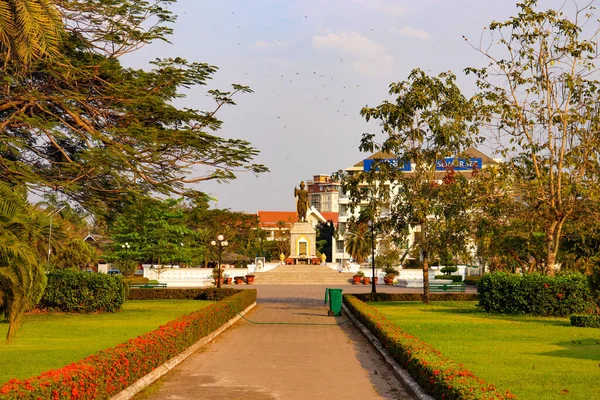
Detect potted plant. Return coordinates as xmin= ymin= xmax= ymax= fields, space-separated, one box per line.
xmin=224 ymin=273 xmax=232 ymax=285
xmin=234 ymin=276 xmax=244 ymax=284
xmin=352 ymin=270 xmax=364 ymax=285
xmin=212 ymin=266 xmax=224 ymax=285
xmin=363 ymin=275 xmax=371 ymax=285
xmin=245 ymin=274 xmax=255 ymax=284
xmin=383 ymin=266 xmax=399 ymax=285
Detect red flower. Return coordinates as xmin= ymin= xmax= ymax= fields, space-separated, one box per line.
xmin=543 ymin=283 xmax=549 ymax=289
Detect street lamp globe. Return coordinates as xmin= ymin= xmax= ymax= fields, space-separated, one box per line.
xmin=217 ymin=234 xmax=224 ymax=241
xmin=210 ymin=240 xmax=216 ymax=246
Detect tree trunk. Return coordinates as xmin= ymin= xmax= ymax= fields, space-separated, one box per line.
xmin=422 ymin=250 xmax=430 ymax=304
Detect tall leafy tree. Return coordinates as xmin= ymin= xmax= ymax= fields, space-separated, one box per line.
xmin=0 ymin=0 xmax=267 ymax=217
xmin=0 ymin=182 xmax=47 ymax=341
xmin=341 ymin=69 xmax=480 ymax=303
xmin=316 ymin=220 xmax=335 ymax=261
xmin=345 ymin=221 xmax=372 ymax=264
xmin=466 ymin=0 xmax=600 ymax=274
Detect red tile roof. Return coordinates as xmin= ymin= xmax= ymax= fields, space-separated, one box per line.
xmin=257 ymin=210 xmax=338 ymax=227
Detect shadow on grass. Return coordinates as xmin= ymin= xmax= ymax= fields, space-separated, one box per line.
xmin=536 ymin=338 xmax=600 ymax=361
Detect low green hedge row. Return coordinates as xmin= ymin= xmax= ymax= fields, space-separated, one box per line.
xmin=38 ymin=270 xmax=128 ymax=313
xmin=464 ymin=276 xmax=481 ymax=286
xmin=343 ymin=295 xmax=515 ymax=400
xmin=0 ymin=289 xmax=257 ymax=399
xmin=477 ymin=272 xmax=596 ymax=316
xmin=570 ymin=314 xmax=600 ymax=328
xmin=127 ymin=287 xmax=242 ymax=301
xmin=353 ymin=292 xmax=478 ymax=302
xmin=434 ymin=275 xmax=463 ymax=282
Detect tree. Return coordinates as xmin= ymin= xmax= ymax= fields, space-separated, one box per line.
xmin=0 ymin=182 xmax=47 ymax=341
xmin=316 ymin=220 xmax=335 ymax=262
xmin=0 ymin=0 xmax=64 ymax=66
xmin=1 ymin=0 xmax=267 ymax=217
xmin=341 ymin=69 xmax=479 ymax=303
xmin=466 ymin=0 xmax=600 ymax=275
xmin=345 ymin=221 xmax=372 ymax=264
xmin=53 ymin=238 xmax=96 ymax=270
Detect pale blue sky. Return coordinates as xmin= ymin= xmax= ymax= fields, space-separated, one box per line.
xmin=122 ymin=0 xmax=553 ymax=213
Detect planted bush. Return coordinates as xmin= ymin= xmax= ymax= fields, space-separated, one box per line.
xmin=38 ymin=270 xmax=128 ymax=313
xmin=344 ymin=295 xmax=515 ymax=399
xmin=128 ymin=287 xmax=241 ymax=301
xmin=434 ymin=275 xmax=463 ymax=282
xmin=464 ymin=276 xmax=481 ymax=286
xmin=0 ymin=289 xmax=257 ymax=399
xmin=354 ymin=292 xmax=477 ymax=302
xmin=570 ymin=315 xmax=600 ymax=328
xmin=477 ymin=272 xmax=596 ymax=316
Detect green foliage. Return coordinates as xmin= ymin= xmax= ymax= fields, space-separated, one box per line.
xmin=316 ymin=220 xmax=335 ymax=262
xmin=440 ymin=266 xmax=459 ymax=275
xmin=464 ymin=276 xmax=482 ymax=286
xmin=570 ymin=315 xmax=600 ymax=328
xmin=466 ymin=0 xmax=600 ymax=273
xmin=345 ymin=222 xmax=372 ymax=264
xmin=434 ymin=275 xmax=463 ymax=283
xmin=1 ymin=0 xmax=267 ymax=217
xmin=127 ymin=287 xmax=241 ymax=301
xmin=38 ymin=270 xmax=128 ymax=313
xmin=353 ymin=292 xmax=478 ymax=302
xmin=0 ymin=182 xmax=47 ymax=341
xmin=477 ymin=272 xmax=596 ymax=316
xmin=52 ymin=238 xmax=97 ymax=270
xmin=0 ymin=289 xmax=256 ymax=398
xmin=344 ymin=295 xmax=514 ymax=399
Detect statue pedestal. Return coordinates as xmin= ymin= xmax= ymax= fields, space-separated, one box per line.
xmin=290 ymin=222 xmax=317 ymax=265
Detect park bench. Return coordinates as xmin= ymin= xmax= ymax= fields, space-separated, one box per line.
xmin=429 ymin=283 xmax=466 ymax=292
xmin=129 ymin=282 xmax=167 ymax=289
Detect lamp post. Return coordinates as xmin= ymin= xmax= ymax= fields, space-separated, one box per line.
xmin=46 ymin=205 xmax=66 ymax=270
xmin=121 ymin=242 xmax=131 ymax=273
xmin=211 ymin=235 xmax=228 ymax=289
xmin=367 ymin=220 xmax=376 ymax=293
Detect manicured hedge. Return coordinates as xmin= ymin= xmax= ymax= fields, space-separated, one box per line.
xmin=353 ymin=292 xmax=478 ymax=302
xmin=464 ymin=276 xmax=481 ymax=286
xmin=38 ymin=270 xmax=128 ymax=313
xmin=127 ymin=287 xmax=242 ymax=301
xmin=344 ymin=295 xmax=515 ymax=400
xmin=477 ymin=272 xmax=596 ymax=316
xmin=0 ymin=289 xmax=257 ymax=400
xmin=434 ymin=275 xmax=463 ymax=282
xmin=570 ymin=314 xmax=600 ymax=328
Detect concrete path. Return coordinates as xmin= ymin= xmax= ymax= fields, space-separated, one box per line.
xmin=134 ymin=285 xmax=416 ymax=400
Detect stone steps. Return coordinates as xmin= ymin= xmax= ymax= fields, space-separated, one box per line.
xmin=253 ymin=265 xmax=355 ymax=284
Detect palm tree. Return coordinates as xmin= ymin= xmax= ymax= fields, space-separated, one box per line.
xmin=0 ymin=0 xmax=64 ymax=65
xmin=345 ymin=222 xmax=372 ymax=264
xmin=0 ymin=182 xmax=47 ymax=341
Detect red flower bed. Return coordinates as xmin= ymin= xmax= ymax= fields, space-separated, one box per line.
xmin=0 ymin=289 xmax=257 ymax=399
xmin=343 ymin=295 xmax=516 ymax=400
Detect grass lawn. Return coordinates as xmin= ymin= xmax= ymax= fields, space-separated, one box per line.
xmin=371 ymin=301 xmax=600 ymax=400
xmin=0 ymin=300 xmax=213 ymax=384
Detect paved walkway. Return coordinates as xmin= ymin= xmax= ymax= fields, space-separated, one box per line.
xmin=135 ymin=285 xmax=417 ymax=400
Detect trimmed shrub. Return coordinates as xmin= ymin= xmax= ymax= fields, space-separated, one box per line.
xmin=440 ymin=266 xmax=458 ymax=275
xmin=344 ymin=295 xmax=515 ymax=399
xmin=0 ymin=289 xmax=257 ymax=399
xmin=434 ymin=275 xmax=463 ymax=283
xmin=570 ymin=314 xmax=600 ymax=328
xmin=477 ymin=272 xmax=596 ymax=316
xmin=353 ymin=292 xmax=478 ymax=302
xmin=38 ymin=270 xmax=128 ymax=313
xmin=127 ymin=288 xmax=241 ymax=301
xmin=464 ymin=276 xmax=481 ymax=286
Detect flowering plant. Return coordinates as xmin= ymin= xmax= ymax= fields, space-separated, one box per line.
xmin=0 ymin=290 xmax=256 ymax=399
xmin=344 ymin=295 xmax=516 ymax=399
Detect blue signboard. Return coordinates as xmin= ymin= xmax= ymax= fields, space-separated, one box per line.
xmin=363 ymin=159 xmax=411 ymax=172
xmin=435 ymin=157 xmax=482 ymax=171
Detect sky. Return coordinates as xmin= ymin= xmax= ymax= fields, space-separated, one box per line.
xmin=121 ymin=0 xmax=556 ymax=213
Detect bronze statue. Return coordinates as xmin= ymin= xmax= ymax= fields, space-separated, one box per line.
xmin=294 ymin=181 xmax=309 ymax=222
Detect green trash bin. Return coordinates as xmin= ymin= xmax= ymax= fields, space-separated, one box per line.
xmin=324 ymin=288 xmax=343 ymax=316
